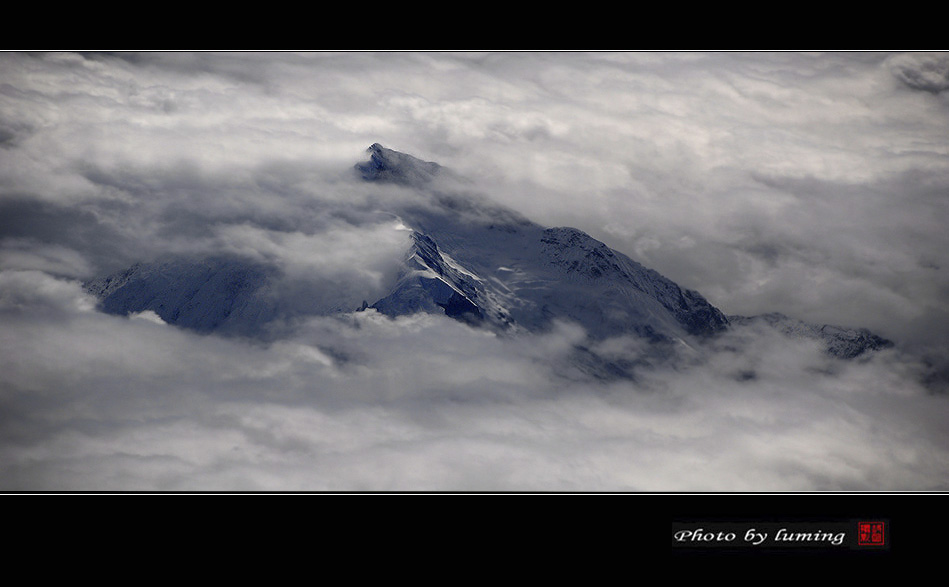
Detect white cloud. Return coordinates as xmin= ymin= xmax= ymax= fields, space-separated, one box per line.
xmin=0 ymin=268 xmax=945 ymax=491
xmin=1 ymin=51 xmax=948 ymax=490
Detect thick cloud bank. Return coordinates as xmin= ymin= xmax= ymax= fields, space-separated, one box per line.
xmin=1 ymin=51 xmax=948 ymax=490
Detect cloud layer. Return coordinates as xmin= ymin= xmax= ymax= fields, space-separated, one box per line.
xmin=1 ymin=51 xmax=948 ymax=490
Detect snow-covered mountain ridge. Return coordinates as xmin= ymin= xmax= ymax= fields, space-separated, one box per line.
xmin=728 ymin=313 xmax=893 ymax=359
xmin=84 ymin=144 xmax=892 ymax=364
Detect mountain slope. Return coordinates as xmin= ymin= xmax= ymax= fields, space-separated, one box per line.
xmin=85 ymin=256 xmax=278 ymax=336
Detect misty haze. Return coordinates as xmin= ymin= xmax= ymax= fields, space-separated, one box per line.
xmin=2 ymin=51 xmax=948 ymax=491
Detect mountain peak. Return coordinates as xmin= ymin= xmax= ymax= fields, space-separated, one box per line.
xmin=355 ymin=143 xmax=441 ymax=186
xmin=83 ymin=145 xmax=893 ymax=382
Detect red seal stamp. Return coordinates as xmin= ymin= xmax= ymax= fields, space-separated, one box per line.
xmin=857 ymin=521 xmax=885 ymax=546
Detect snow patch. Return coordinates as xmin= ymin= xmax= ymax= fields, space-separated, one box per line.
xmin=129 ymin=310 xmax=166 ymax=325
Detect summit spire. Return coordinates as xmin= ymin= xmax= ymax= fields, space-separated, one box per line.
xmin=355 ymin=143 xmax=442 ymax=186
